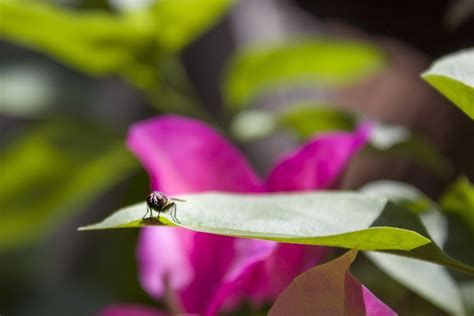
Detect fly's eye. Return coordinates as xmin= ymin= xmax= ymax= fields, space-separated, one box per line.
xmin=146 ymin=194 xmax=158 ymax=207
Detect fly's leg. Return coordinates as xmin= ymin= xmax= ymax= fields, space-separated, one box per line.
xmin=142 ymin=206 xmax=150 ymax=220
xmin=171 ymin=203 xmax=180 ymax=224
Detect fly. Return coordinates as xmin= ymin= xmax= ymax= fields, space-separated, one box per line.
xmin=144 ymin=191 xmax=184 ymax=224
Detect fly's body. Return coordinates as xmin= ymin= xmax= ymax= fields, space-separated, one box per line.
xmin=144 ymin=191 xmax=183 ymax=223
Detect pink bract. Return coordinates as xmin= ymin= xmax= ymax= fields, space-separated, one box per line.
xmin=126 ymin=115 xmax=383 ymax=315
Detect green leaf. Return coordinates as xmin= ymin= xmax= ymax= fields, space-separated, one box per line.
xmin=0 ymin=123 xmax=137 ymax=251
xmin=367 ymin=253 xmax=466 ymax=315
xmin=79 ymin=191 xmax=474 ymax=275
xmin=151 ymin=0 xmax=232 ymax=51
xmin=361 ymin=181 xmax=466 ymax=316
xmin=223 ymin=39 xmax=386 ymax=109
xmin=441 ymin=176 xmax=474 ymax=232
xmin=422 ymin=48 xmax=474 ymax=119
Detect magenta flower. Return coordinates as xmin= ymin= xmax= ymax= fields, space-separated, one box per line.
xmin=126 ymin=115 xmax=376 ymax=315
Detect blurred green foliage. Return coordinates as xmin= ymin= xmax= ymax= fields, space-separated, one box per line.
xmin=441 ymin=177 xmax=474 ymax=315
xmin=151 ymin=0 xmax=233 ymax=51
xmin=0 ymin=0 xmax=231 ymax=75
xmin=0 ymin=0 xmax=231 ymax=117
xmin=223 ymin=39 xmax=386 ymax=108
xmin=0 ymin=122 xmax=137 ymax=250
xmin=441 ymin=176 xmax=474 ymax=232
xmin=0 ymin=0 xmax=156 ymax=79
xmin=278 ymin=103 xmax=355 ymax=138
xmin=366 ymin=132 xmax=453 ymax=180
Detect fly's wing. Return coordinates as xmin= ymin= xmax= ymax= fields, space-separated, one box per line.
xmin=170 ymin=197 xmax=186 ymax=202
xmin=161 ymin=202 xmax=175 ymax=213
